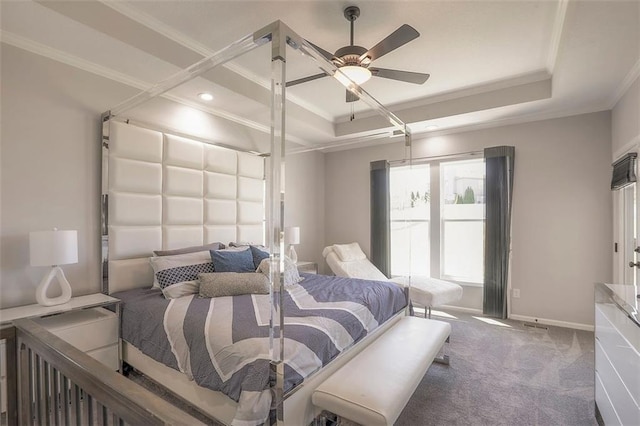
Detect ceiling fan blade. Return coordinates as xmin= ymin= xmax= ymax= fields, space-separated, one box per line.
xmin=370 ymin=67 xmax=430 ymax=84
xmin=360 ymin=24 xmax=420 ymax=62
xmin=306 ymin=40 xmax=337 ymax=62
xmin=286 ymin=73 xmax=328 ymax=87
xmin=346 ymin=90 xmax=359 ymax=103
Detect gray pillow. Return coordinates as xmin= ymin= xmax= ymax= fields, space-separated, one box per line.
xmin=198 ymin=272 xmax=270 ymax=297
xmin=154 ymin=242 xmax=224 ymax=257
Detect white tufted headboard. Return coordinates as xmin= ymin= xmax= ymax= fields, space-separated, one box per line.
xmin=105 ymin=121 xmax=265 ymax=293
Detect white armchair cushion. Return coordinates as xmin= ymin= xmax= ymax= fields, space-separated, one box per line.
xmin=333 ymin=242 xmax=367 ymax=262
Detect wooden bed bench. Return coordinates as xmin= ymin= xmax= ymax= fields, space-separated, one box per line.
xmin=311 ymin=316 xmax=451 ymax=426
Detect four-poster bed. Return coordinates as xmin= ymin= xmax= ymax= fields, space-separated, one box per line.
xmin=98 ymin=20 xmax=446 ymax=425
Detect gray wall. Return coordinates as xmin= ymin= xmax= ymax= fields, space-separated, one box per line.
xmin=284 ymin=151 xmax=326 ymax=271
xmin=325 ymin=112 xmax=613 ymax=327
xmin=1 ymin=44 xmax=137 ymax=308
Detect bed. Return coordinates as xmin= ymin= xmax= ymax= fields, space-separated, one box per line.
xmin=101 ymin=21 xmax=415 ymax=426
xmin=112 ymin=272 xmax=406 ymax=425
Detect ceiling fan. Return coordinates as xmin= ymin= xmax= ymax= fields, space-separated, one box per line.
xmin=286 ymin=5 xmax=430 ymax=102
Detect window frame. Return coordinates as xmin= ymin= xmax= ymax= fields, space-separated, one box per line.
xmin=389 ymin=155 xmax=486 ymax=287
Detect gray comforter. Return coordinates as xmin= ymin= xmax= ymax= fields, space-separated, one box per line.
xmin=114 ymin=273 xmax=407 ymax=426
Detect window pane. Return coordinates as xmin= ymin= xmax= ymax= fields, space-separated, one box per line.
xmin=391 ymin=221 xmax=429 ymax=276
xmin=442 ymin=221 xmax=483 ymax=282
xmin=441 ymin=160 xmax=485 ymax=207
xmin=390 ymin=165 xmax=430 ymax=221
xmin=441 ymin=159 xmax=485 ymax=283
xmin=390 ymin=164 xmax=430 ymax=276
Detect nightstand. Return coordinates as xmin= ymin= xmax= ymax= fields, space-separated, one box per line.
xmin=297 ymin=261 xmax=318 ymax=274
xmin=0 ymin=293 xmax=120 ymax=424
xmin=33 ymin=307 xmax=119 ymax=370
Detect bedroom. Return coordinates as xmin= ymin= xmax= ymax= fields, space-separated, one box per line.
xmin=0 ymin=1 xmax=638 ymax=425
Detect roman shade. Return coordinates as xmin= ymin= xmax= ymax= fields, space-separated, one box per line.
xmin=611 ymin=152 xmax=637 ymax=190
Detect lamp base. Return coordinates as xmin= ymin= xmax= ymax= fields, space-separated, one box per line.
xmin=288 ymin=245 xmax=298 ymax=264
xmin=35 ymin=266 xmax=72 ymax=306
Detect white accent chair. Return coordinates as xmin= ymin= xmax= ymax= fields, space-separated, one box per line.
xmin=322 ymin=243 xmax=463 ymax=318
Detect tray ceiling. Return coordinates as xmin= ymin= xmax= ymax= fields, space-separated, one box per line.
xmin=1 ymin=0 xmax=638 ymax=152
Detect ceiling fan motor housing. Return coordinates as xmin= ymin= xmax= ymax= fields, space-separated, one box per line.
xmin=334 ymin=45 xmax=369 ymax=66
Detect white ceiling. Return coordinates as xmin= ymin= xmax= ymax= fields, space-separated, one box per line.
xmin=1 ymin=0 xmax=638 ymax=152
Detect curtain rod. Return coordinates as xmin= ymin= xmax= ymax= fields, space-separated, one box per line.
xmin=388 ymin=149 xmax=483 ymax=165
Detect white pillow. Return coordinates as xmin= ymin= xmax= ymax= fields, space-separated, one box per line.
xmin=333 ymin=242 xmax=367 ymax=262
xmin=149 ymin=250 xmax=214 ymax=291
xmin=257 ymin=257 xmax=303 ymax=287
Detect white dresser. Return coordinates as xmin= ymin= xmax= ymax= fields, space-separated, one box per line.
xmin=595 ymin=283 xmax=640 ymax=425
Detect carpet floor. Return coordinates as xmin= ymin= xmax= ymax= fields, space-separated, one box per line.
xmin=129 ymin=309 xmax=597 ymax=426
xmin=395 ymin=309 xmax=596 ymax=426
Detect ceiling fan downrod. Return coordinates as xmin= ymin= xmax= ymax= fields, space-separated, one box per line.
xmin=344 ymin=6 xmax=360 ymax=47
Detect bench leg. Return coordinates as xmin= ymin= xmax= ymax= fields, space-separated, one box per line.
xmin=433 ymin=336 xmax=450 ymax=365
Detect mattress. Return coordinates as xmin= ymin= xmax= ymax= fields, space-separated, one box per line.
xmin=113 ymin=273 xmax=407 ymax=425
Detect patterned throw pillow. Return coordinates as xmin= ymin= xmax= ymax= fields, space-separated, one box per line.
xmin=257 ymin=256 xmax=303 ymax=287
xmin=210 ymin=248 xmax=256 ymax=272
xmin=149 ymin=251 xmax=215 ymax=297
xmin=198 ymin=272 xmax=270 ymax=297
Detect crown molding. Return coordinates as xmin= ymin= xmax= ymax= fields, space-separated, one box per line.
xmin=546 ymin=0 xmax=569 ymax=73
xmin=409 ymin=103 xmax=609 ymax=140
xmin=608 ymin=57 xmax=640 ymax=109
xmin=315 ymin=101 xmax=610 ymax=154
xmin=1 ymin=30 xmax=150 ymax=91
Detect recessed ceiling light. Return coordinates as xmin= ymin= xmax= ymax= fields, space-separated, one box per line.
xmin=198 ymin=92 xmax=214 ymax=101
xmin=425 ymin=125 xmax=439 ymax=131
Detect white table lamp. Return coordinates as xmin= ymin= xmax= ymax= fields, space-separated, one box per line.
xmin=285 ymin=226 xmax=300 ymax=264
xmin=30 ymin=229 xmax=78 ymax=306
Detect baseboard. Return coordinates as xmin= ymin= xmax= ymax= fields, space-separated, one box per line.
xmin=509 ymin=314 xmax=594 ymax=332
xmin=437 ymin=305 xmax=483 ymax=315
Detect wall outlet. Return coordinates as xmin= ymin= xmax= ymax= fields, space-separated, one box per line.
xmin=512 ymin=289 xmax=521 ymax=298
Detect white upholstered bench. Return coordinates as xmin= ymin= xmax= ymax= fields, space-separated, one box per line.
xmin=312 ymin=316 xmax=451 ymax=426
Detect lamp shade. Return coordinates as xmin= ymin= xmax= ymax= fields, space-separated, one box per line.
xmin=285 ymin=227 xmax=300 ymax=245
xmin=30 ymin=230 xmax=78 ymax=266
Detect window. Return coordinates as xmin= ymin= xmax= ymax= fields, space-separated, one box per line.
xmin=390 ymin=158 xmax=485 ymax=284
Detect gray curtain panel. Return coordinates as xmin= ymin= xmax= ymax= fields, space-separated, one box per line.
xmin=370 ymin=160 xmax=391 ymax=277
xmin=483 ymin=146 xmax=515 ymax=318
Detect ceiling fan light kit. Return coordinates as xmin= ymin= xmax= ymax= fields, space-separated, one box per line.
xmin=288 ymin=5 xmax=430 ymax=103
xmin=335 ymin=65 xmax=372 ymax=86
